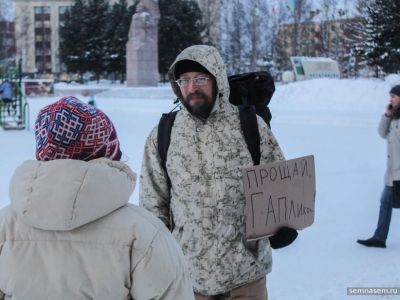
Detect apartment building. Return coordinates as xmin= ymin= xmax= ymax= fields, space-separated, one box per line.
xmin=0 ymin=21 xmax=15 ymax=67
xmin=277 ymin=17 xmax=366 ymax=74
xmin=14 ymin=0 xmax=135 ymax=75
xmin=14 ymin=0 xmax=73 ymax=74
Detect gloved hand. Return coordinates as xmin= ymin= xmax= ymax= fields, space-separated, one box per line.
xmin=269 ymin=227 xmax=298 ymax=249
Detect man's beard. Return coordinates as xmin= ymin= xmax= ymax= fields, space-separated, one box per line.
xmin=182 ymin=91 xmax=215 ymax=119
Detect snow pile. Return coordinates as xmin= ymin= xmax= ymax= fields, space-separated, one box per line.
xmin=273 ymin=78 xmax=389 ymax=113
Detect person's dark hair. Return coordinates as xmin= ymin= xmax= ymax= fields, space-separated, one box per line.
xmin=390 ymin=85 xmax=400 ymax=97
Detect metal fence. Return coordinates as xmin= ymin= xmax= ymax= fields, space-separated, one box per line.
xmin=0 ymin=61 xmax=29 ymax=130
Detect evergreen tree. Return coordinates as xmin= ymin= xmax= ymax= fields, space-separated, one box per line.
xmin=59 ymin=0 xmax=87 ymax=76
xmin=61 ymin=0 xmax=138 ymax=81
xmin=82 ymin=0 xmax=109 ymax=81
xmin=60 ymin=0 xmax=109 ymax=80
xmin=346 ymin=0 xmax=369 ymax=77
xmin=363 ymin=0 xmax=400 ymax=74
xmin=0 ymin=31 xmax=4 ymax=66
xmin=105 ymin=0 xmax=138 ymax=81
xmin=158 ymin=0 xmax=204 ymax=79
xmin=104 ymin=0 xmax=137 ymax=82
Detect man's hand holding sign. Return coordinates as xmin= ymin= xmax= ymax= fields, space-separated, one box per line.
xmin=242 ymin=155 xmax=316 ymax=248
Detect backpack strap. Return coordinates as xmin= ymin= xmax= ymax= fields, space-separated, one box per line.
xmin=156 ymin=110 xmax=179 ymax=231
xmin=157 ymin=105 xmax=261 ymax=171
xmin=239 ymin=105 xmax=261 ymax=166
xmin=157 ymin=110 xmax=178 ymax=172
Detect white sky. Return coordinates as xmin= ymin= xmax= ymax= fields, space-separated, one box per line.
xmin=0 ymin=0 xmax=14 ymax=21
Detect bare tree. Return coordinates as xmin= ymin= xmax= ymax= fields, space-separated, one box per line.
xmin=197 ymin=0 xmax=220 ymax=47
xmin=320 ymin=0 xmax=337 ymax=55
xmin=291 ymin=0 xmax=312 ymax=55
xmin=0 ymin=0 xmax=9 ymax=21
xmin=220 ymin=0 xmax=274 ymax=74
xmin=246 ymin=0 xmax=271 ymax=71
xmin=220 ymin=0 xmax=245 ymax=74
xmin=14 ymin=3 xmax=33 ymax=73
xmin=0 ymin=0 xmax=16 ymax=68
xmin=271 ymin=1 xmax=293 ymax=72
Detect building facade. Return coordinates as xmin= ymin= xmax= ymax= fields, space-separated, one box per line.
xmin=14 ymin=0 xmax=135 ymax=76
xmin=277 ymin=17 xmax=367 ymax=76
xmin=0 ymin=21 xmax=16 ymax=67
xmin=15 ymin=0 xmax=73 ymax=75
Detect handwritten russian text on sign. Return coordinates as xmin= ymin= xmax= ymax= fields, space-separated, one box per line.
xmin=242 ymin=155 xmax=316 ymax=240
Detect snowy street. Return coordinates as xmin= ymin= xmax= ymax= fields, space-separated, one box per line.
xmin=1 ymin=78 xmax=399 ymax=299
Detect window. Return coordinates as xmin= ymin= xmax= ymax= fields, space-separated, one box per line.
xmin=34 ymin=6 xmax=52 ymax=73
xmin=59 ymin=6 xmax=69 ymax=15
xmin=59 ymin=6 xmax=70 ymax=24
xmin=34 ymin=6 xmax=50 ymax=15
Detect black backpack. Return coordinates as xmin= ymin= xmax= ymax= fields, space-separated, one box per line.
xmin=157 ymin=71 xmax=275 ymax=176
xmin=228 ymin=71 xmax=275 ymax=127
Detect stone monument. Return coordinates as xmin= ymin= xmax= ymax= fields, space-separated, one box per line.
xmin=126 ymin=0 xmax=160 ymax=86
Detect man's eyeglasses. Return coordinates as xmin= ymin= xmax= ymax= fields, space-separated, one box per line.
xmin=175 ymin=77 xmax=210 ymax=87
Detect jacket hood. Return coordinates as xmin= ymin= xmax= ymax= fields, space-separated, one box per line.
xmin=9 ymin=158 xmax=136 ymax=231
xmin=168 ymin=45 xmax=231 ymax=115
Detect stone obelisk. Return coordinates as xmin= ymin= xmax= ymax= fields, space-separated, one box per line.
xmin=126 ymin=0 xmax=160 ymax=86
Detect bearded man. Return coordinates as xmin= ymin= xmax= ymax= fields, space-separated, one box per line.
xmin=140 ymin=45 xmax=287 ymax=299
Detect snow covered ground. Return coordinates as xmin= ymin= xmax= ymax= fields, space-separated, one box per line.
xmin=1 ymin=78 xmax=400 ymax=299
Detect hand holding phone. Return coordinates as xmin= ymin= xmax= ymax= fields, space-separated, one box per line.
xmin=386 ymin=103 xmax=394 ymax=117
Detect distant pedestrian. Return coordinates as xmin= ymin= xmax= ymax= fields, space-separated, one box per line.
xmin=82 ymin=90 xmax=97 ymax=107
xmin=0 ymin=96 xmax=194 ymax=299
xmin=357 ymin=85 xmax=400 ymax=248
xmin=0 ymin=79 xmax=14 ymax=116
xmin=88 ymin=94 xmax=97 ymax=107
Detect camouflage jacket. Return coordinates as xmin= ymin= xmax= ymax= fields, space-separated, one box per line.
xmin=139 ymin=45 xmax=285 ymax=295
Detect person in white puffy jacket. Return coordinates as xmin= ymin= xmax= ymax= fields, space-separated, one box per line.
xmin=0 ymin=96 xmax=194 ymax=300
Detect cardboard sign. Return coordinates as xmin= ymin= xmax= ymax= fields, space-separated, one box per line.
xmin=242 ymin=155 xmax=316 ymax=240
